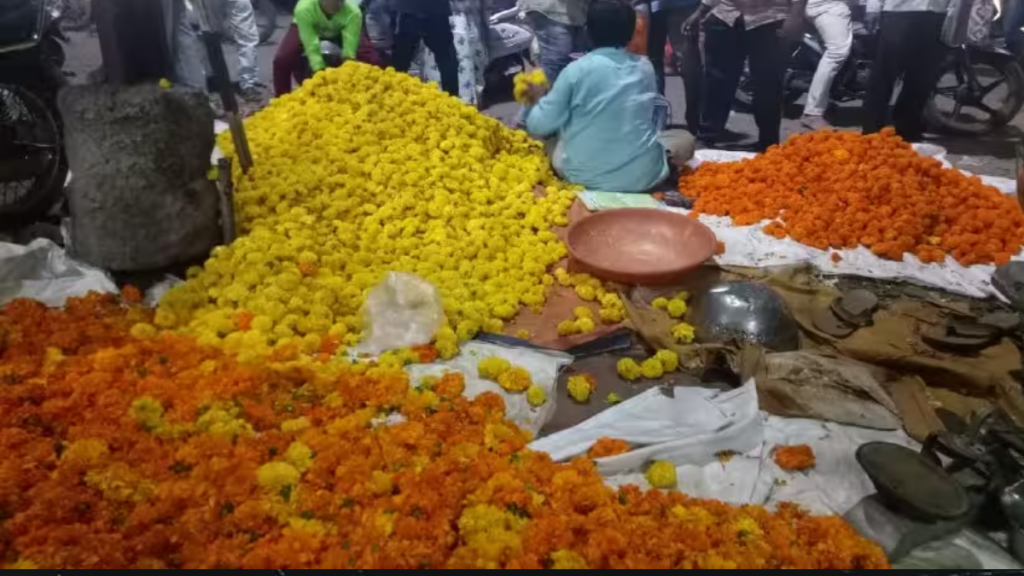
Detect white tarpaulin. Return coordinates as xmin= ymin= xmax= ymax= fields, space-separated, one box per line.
xmin=648 ymin=146 xmax=1021 ymax=301
xmin=0 ymin=239 xmax=118 ymax=307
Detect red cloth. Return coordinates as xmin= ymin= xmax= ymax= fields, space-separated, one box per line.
xmin=273 ymin=25 xmax=382 ymax=97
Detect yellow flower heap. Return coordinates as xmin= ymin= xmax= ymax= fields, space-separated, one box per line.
xmin=157 ymin=63 xmax=576 ymax=353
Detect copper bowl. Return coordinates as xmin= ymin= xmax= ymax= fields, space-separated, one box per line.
xmin=566 ymin=208 xmax=718 ymax=285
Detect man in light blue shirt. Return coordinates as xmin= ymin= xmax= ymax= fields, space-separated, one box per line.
xmin=523 ymin=0 xmax=695 ymax=193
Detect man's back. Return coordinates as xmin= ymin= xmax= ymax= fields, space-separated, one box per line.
xmin=525 ymin=48 xmax=667 ymax=193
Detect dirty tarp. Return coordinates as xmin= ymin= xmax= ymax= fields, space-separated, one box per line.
xmin=620 ymin=264 xmax=1024 ymax=429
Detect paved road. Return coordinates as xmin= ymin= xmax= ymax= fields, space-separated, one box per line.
xmin=64 ymin=19 xmax=1024 ymax=179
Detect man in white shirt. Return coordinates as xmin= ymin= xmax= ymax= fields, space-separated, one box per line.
xmin=801 ymin=0 xmax=853 ymax=128
xmin=861 ymin=0 xmax=950 ymax=141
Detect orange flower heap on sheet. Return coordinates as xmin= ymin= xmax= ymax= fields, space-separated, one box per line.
xmin=680 ymin=128 xmax=1024 ymax=266
xmin=0 ymin=294 xmax=887 ymax=570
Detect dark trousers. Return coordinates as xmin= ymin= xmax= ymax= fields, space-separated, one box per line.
xmin=862 ymin=11 xmax=946 ymax=141
xmin=700 ymin=15 xmax=785 ymax=150
xmin=391 ymin=11 xmax=460 ymax=97
xmin=273 ymin=24 xmax=382 ymax=97
xmin=648 ymin=5 xmax=703 ymax=130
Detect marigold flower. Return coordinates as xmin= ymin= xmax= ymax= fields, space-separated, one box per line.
xmin=775 ymin=444 xmax=816 ymax=471
xmin=567 ymin=374 xmax=596 ymax=403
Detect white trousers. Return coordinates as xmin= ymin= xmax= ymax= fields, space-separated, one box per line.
xmin=803 ymin=0 xmax=853 ymax=116
xmin=225 ymin=0 xmax=260 ymax=90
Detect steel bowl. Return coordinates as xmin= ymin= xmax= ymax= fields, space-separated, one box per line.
xmin=567 ymin=208 xmax=718 ymax=285
xmin=687 ymin=281 xmax=800 ymax=351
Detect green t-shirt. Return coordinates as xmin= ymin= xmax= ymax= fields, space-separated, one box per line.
xmin=293 ymin=0 xmax=364 ymax=71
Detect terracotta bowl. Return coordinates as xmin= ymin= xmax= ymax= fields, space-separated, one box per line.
xmin=566 ymin=208 xmax=718 ymax=285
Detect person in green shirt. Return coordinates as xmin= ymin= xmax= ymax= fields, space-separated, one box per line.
xmin=272 ymin=0 xmax=381 ymax=96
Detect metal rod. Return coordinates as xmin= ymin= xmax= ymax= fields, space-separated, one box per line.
xmin=217 ymin=157 xmax=237 ymax=244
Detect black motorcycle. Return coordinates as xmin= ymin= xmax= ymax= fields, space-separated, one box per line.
xmin=0 ymin=0 xmax=68 ymax=225
xmin=736 ymin=21 xmax=1024 ymax=136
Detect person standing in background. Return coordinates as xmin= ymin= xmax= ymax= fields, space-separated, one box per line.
xmin=518 ymin=0 xmax=592 ymax=82
xmin=1003 ymin=0 xmax=1024 ymax=57
xmin=272 ymin=0 xmax=376 ymax=96
xmin=391 ymin=0 xmax=461 ymax=96
xmin=861 ymin=0 xmax=950 ymax=141
xmin=643 ymin=0 xmax=703 ymax=130
xmin=800 ymin=0 xmax=852 ymax=129
xmin=225 ymin=0 xmax=264 ymax=101
xmin=685 ymin=0 xmax=806 ymax=151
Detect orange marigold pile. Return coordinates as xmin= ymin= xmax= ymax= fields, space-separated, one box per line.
xmin=0 ymin=294 xmax=888 ymax=569
xmin=680 ymin=128 xmax=1024 ymax=265
xmin=775 ymin=445 xmax=817 ymax=472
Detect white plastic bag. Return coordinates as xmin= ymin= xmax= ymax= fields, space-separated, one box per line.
xmin=356 ymin=272 xmax=445 ymax=355
xmin=0 ymin=239 xmax=118 ymax=307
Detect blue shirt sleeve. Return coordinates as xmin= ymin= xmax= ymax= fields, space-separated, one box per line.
xmin=524 ymin=66 xmax=576 ymax=138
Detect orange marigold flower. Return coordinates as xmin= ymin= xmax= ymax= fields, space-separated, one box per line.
xmin=775 ymin=444 xmax=816 ymax=471
xmin=587 ymin=437 xmax=631 ymax=459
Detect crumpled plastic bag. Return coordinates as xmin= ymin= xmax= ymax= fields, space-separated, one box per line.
xmin=357 ymin=272 xmax=445 ymax=355
xmin=0 ymin=239 xmax=117 ymax=307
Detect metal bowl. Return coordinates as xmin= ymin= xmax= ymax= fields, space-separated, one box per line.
xmin=687 ymin=281 xmax=800 ymax=351
xmin=567 ymin=208 xmax=718 ymax=285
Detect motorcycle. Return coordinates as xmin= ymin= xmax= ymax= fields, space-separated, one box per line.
xmin=484 ymin=7 xmax=537 ymax=101
xmin=735 ymin=18 xmax=1024 ymax=136
xmin=0 ymin=0 xmax=68 ymax=225
xmin=60 ymin=0 xmax=280 ymax=45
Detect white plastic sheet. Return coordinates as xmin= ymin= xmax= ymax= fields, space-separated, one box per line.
xmin=667 ymin=147 xmax=1022 ymax=300
xmin=357 ymin=272 xmax=446 ymax=356
xmin=405 ymin=341 xmax=573 ymax=436
xmin=0 ymin=239 xmax=118 ymax=307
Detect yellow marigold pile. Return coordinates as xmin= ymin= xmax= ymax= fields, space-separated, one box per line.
xmin=680 ymin=128 xmax=1024 ymax=265
xmin=156 ymin=62 xmax=576 ymax=353
xmin=0 ymin=294 xmax=889 ymax=569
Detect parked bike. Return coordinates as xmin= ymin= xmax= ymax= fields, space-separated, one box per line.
xmin=735 ymin=20 xmax=1024 ymax=136
xmin=0 ymin=0 xmax=68 ymax=225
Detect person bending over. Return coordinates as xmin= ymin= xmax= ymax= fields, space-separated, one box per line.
xmin=273 ymin=0 xmax=380 ymax=97
xmin=522 ymin=0 xmax=695 ymax=193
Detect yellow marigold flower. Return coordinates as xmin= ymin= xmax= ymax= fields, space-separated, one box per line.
xmin=599 ymin=306 xmax=625 ymax=323
xmin=497 ymin=367 xmax=532 ymax=393
xmin=285 ymin=441 xmax=314 ymax=472
xmin=567 ymin=374 xmax=596 ymax=403
xmin=526 ymin=384 xmax=547 ymax=407
xmin=550 ymin=550 xmax=588 ymax=569
xmin=436 ymin=340 xmax=459 ymax=360
xmin=640 ymin=358 xmax=664 ymax=379
xmin=456 ymin=320 xmax=480 ymax=341
xmin=129 ymin=397 xmax=164 ymax=431
xmin=367 ymin=470 xmax=394 ymax=496
xmin=652 ymin=297 xmax=669 ymax=310
xmin=646 ymin=460 xmax=678 ymax=489
xmin=575 ymin=285 xmax=597 ymax=302
xmin=606 ymin=392 xmax=624 ymax=405
xmin=556 ymin=320 xmax=579 ymax=337
xmin=478 ymin=356 xmax=512 ymax=380
xmin=667 ymin=298 xmax=688 ymax=318
xmin=655 ymin=349 xmax=679 ymax=372
xmin=129 ymin=322 xmax=158 ymax=340
xmin=573 ymin=306 xmax=593 ymax=320
xmin=62 ymin=438 xmax=110 ymax=466
xmin=515 ymin=329 xmax=531 ymax=340
xmin=734 ymin=516 xmax=764 ymax=540
xmin=616 ymin=358 xmax=642 ymax=381
xmin=574 ymin=316 xmax=596 ymax=334
xmin=158 ymin=78 xmax=172 ymax=89
xmin=280 ymin=417 xmax=312 ymax=433
xmin=676 ymin=290 xmax=691 ymax=302
xmin=257 ymin=461 xmax=301 ymax=491
xmin=671 ymin=322 xmax=696 ymax=344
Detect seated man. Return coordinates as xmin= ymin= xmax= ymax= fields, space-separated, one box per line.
xmin=272 ymin=0 xmax=381 ymax=97
xmin=523 ymin=0 xmax=695 ymax=193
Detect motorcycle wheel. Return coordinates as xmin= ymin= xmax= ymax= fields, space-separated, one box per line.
xmin=925 ymin=50 xmax=1024 ymax=136
xmin=0 ymin=85 xmax=66 ymax=225
xmin=255 ymin=0 xmax=280 ymax=45
xmin=61 ymin=0 xmax=93 ymax=32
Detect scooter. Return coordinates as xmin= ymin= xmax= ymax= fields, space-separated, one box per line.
xmin=484 ymin=6 xmax=537 ymax=100
xmin=0 ymin=0 xmax=68 ymax=225
xmin=734 ymin=14 xmax=1024 ymax=136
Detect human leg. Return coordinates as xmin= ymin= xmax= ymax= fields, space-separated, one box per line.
xmin=391 ymin=11 xmax=425 ymax=73
xmin=226 ymin=0 xmax=260 ymax=92
xmin=421 ymin=11 xmax=461 ymax=97
xmin=699 ymin=15 xmax=746 ymax=141
xmin=659 ymin=129 xmax=698 ymax=167
xmin=173 ymin=3 xmax=208 ymax=91
xmin=526 ymin=11 xmax=576 ymax=82
xmin=1006 ymin=0 xmax=1024 ymax=57
xmin=648 ymin=9 xmax=670 ymax=94
xmin=272 ymin=24 xmax=304 ymax=96
xmin=803 ymin=1 xmax=852 ymax=116
xmin=862 ymin=11 xmax=910 ymax=134
xmin=892 ymin=12 xmax=945 ymax=141
xmin=668 ymin=5 xmax=703 ymax=130
xmin=745 ymin=21 xmax=785 ymax=149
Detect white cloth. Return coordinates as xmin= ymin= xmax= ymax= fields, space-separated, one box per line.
xmin=225 ymin=0 xmax=260 ymax=90
xmin=803 ymin=0 xmax=853 ymax=116
xmin=416 ymin=2 xmax=489 ymax=106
